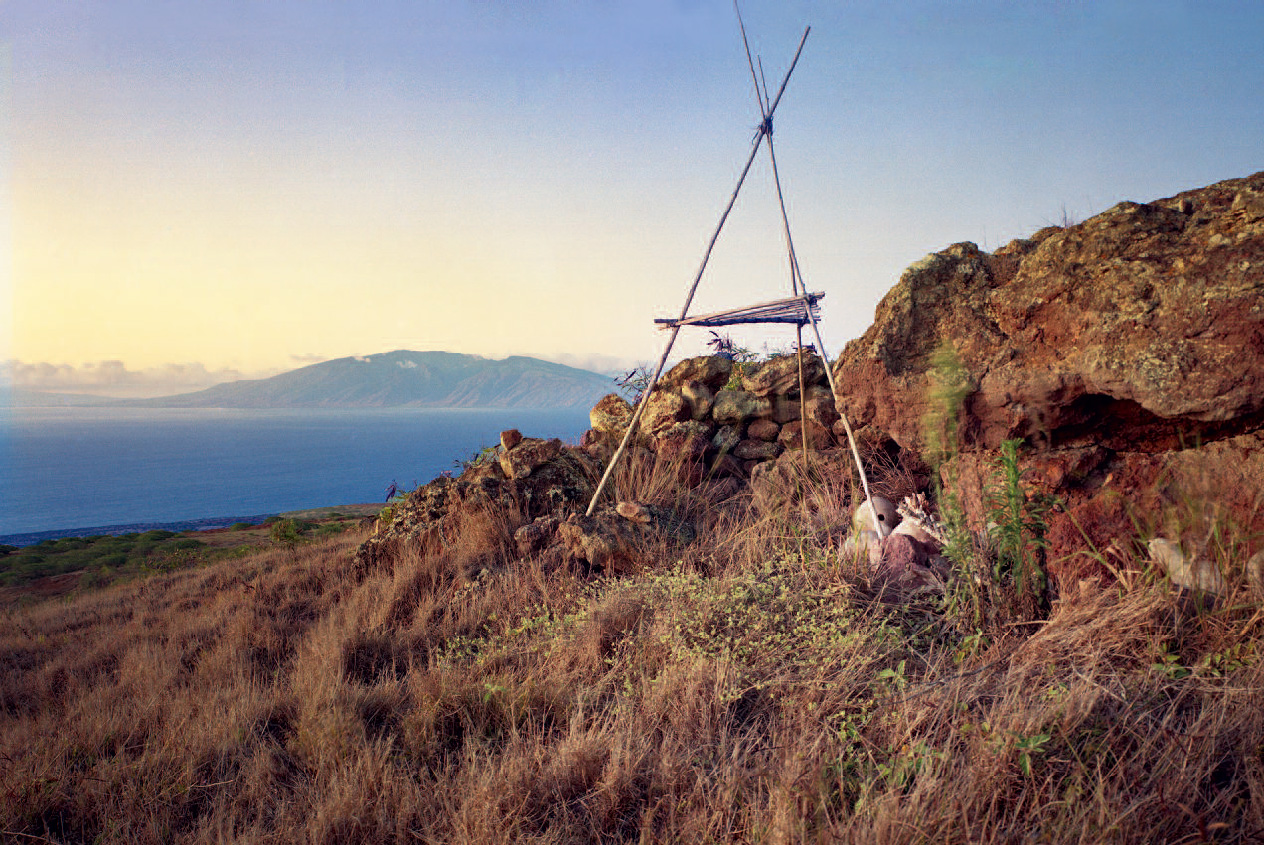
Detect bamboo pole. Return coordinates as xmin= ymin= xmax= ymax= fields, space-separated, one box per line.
xmin=584 ymin=22 xmax=809 ymax=517
xmin=797 ymin=324 xmax=810 ymax=478
xmin=764 ymin=131 xmax=886 ymax=537
xmin=796 ymin=262 xmax=886 ymax=537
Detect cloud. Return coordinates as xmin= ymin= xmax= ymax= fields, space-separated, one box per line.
xmin=290 ymin=353 xmax=328 ymax=365
xmin=0 ymin=359 xmax=277 ymax=398
xmin=534 ymin=352 xmax=643 ymax=376
xmin=396 ymin=359 xmax=417 ymax=369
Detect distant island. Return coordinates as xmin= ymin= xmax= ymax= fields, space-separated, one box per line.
xmin=8 ymin=351 xmax=618 ymax=410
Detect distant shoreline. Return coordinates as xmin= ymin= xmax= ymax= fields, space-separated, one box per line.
xmin=0 ymin=503 xmax=383 ymax=548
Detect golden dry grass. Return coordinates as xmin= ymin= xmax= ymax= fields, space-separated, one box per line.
xmin=2 ymin=458 xmax=1262 ymax=843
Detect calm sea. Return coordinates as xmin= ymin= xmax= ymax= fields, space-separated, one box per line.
xmin=0 ymin=406 xmax=591 ymax=543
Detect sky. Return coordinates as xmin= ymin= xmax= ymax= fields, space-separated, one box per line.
xmin=3 ymin=0 xmax=1263 ymax=396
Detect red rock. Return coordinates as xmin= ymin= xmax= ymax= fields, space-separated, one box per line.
xmin=747 ymin=419 xmax=781 ymax=442
xmin=777 ymin=420 xmax=834 ymax=450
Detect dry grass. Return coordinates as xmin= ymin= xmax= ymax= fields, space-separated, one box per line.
xmin=2 ymin=460 xmax=1263 ymax=844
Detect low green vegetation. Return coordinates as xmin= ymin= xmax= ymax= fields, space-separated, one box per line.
xmin=0 ymin=516 xmax=361 ymax=597
xmin=0 ymin=530 xmax=202 ymax=588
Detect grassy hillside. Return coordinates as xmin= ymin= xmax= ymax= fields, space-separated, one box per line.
xmin=2 ymin=454 xmax=1260 ymax=843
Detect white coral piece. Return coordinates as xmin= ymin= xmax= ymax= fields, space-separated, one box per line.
xmin=1148 ymin=538 xmax=1225 ymax=596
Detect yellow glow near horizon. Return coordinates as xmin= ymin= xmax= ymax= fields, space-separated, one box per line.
xmin=11 ymin=140 xmax=673 ymax=373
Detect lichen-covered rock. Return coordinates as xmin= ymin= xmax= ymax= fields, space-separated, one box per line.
xmin=804 ymin=385 xmax=841 ymax=428
xmin=555 ymin=506 xmax=695 ymax=575
xmin=711 ymin=424 xmax=742 ymax=454
xmin=659 ymin=355 xmax=734 ymax=391
xmin=733 ymin=439 xmax=781 ymax=461
xmin=514 ymin=515 xmax=560 ymax=557
xmin=830 ymin=171 xmax=1264 ymax=575
xmin=590 ymin=393 xmax=634 ymax=434
xmin=653 ymin=420 xmax=712 ymax=486
xmin=499 ymin=437 xmax=564 ymax=480
xmin=356 ymin=440 xmax=598 ymax=574
xmin=642 ymin=390 xmax=690 ymax=434
xmin=741 ymin=351 xmax=826 ymax=397
xmin=712 ymin=390 xmax=772 ymax=425
xmin=680 ymin=380 xmax=716 ymax=421
xmin=770 ymin=394 xmax=802 ymax=425
xmin=834 ymin=171 xmax=1264 ymax=455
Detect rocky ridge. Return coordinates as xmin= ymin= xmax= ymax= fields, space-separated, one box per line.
xmin=361 ymin=170 xmax=1264 ymax=592
xmin=831 ymin=170 xmax=1264 ymax=572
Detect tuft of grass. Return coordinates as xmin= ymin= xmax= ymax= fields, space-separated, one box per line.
xmin=1 ymin=458 xmax=1262 ymax=843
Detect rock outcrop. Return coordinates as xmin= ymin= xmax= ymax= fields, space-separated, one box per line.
xmin=831 ymin=171 xmax=1264 ymax=573
xmin=354 ymin=431 xmax=600 ymax=574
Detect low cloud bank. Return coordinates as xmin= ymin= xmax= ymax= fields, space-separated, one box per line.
xmin=0 ymin=360 xmax=277 ymax=399
xmin=534 ymin=352 xmax=641 ymax=377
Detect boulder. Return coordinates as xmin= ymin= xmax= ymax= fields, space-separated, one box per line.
xmin=711 ymin=424 xmax=742 ymax=454
xmin=804 ymin=386 xmax=841 ymax=427
xmin=499 ymin=437 xmax=564 ymax=480
xmin=710 ymin=452 xmax=746 ymax=479
xmin=590 ymin=394 xmax=634 ymax=434
xmin=712 ymin=390 xmax=772 ymax=425
xmin=829 ymin=171 xmax=1264 ymax=574
xmin=770 ymin=395 xmax=802 ymax=425
xmin=641 ymin=390 xmax=690 ymax=434
xmin=740 ymin=352 xmax=827 ymax=397
xmin=777 ymin=420 xmax=834 ymax=450
xmin=680 ymin=380 xmax=716 ymax=421
xmin=733 ymin=439 xmax=781 ymax=462
xmin=556 ymin=506 xmax=696 ymax=575
xmin=500 ymin=428 xmax=523 ymax=451
xmin=660 ymin=355 xmax=734 ymax=391
xmin=579 ymin=428 xmax=617 ymax=462
xmin=514 ymin=515 xmax=560 ymax=557
xmin=747 ymin=419 xmax=781 ymax=442
xmin=652 ymin=420 xmax=712 ymax=486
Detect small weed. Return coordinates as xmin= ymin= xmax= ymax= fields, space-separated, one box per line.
xmin=986 ymin=439 xmax=1050 ymax=613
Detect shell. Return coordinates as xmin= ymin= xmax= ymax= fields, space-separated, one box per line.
xmin=852 ymin=496 xmax=898 ymax=536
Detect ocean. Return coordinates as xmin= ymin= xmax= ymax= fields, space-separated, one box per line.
xmin=0 ymin=406 xmax=592 ymax=544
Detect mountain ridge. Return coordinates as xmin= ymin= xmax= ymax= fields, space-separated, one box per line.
xmin=122 ymin=351 xmax=617 ymax=409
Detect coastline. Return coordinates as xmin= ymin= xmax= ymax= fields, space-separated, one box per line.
xmin=0 ymin=503 xmax=383 ymax=548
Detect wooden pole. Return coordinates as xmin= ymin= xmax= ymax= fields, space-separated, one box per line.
xmin=797 ymin=324 xmax=810 ymax=479
xmin=765 ymin=131 xmax=886 ymax=537
xmin=584 ymin=23 xmax=809 ymax=517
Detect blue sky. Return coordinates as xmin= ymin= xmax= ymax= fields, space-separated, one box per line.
xmin=3 ymin=1 xmax=1262 ymax=392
